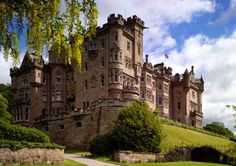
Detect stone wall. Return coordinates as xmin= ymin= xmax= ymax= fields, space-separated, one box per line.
xmin=113 ymin=151 xmax=164 ymax=163
xmin=0 ymin=148 xmax=64 ymax=165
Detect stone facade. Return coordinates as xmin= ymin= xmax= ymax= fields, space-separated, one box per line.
xmin=9 ymin=14 xmax=204 ymax=149
xmin=0 ymin=148 xmax=64 ymax=165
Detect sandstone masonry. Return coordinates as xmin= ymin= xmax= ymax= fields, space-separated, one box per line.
xmin=9 ymin=14 xmax=204 ymax=149
xmin=0 ymin=148 xmax=64 ymax=165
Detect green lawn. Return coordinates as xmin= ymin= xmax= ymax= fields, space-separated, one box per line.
xmin=125 ymin=161 xmax=230 ymax=166
xmin=13 ymin=159 xmax=86 ymax=166
xmin=161 ymin=124 xmax=235 ymax=151
xmin=64 ymin=147 xmax=91 ymax=156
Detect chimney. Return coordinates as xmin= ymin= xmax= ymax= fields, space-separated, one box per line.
xmin=145 ymin=54 xmax=149 ymax=63
xmin=191 ymin=66 xmax=194 ymax=74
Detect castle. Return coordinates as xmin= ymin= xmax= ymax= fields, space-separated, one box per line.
xmin=10 ymin=14 xmax=204 ymax=148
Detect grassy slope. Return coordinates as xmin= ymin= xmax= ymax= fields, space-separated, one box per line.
xmin=161 ymin=124 xmax=235 ymax=151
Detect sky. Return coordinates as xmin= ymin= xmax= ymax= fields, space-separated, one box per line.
xmin=0 ymin=0 xmax=236 ymax=132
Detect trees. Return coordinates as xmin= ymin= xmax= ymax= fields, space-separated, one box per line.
xmin=226 ymin=105 xmax=236 ymax=129
xmin=204 ymin=121 xmax=234 ymax=138
xmin=0 ymin=0 xmax=98 ymax=69
xmin=89 ymin=100 xmax=163 ymax=155
xmin=0 ymin=93 xmax=11 ymax=121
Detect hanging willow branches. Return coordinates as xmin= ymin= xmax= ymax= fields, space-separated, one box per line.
xmin=0 ymin=0 xmax=98 ymax=69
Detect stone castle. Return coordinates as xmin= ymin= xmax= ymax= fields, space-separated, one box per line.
xmin=10 ymin=14 xmax=204 ymax=148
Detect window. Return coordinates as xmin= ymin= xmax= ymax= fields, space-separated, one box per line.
xmin=101 ymin=57 xmax=104 ymax=67
xmin=84 ymin=80 xmax=88 ymax=90
xmin=114 ymin=51 xmax=118 ymax=61
xmin=127 ymin=41 xmax=130 ymax=51
xmin=84 ymin=62 xmax=88 ymax=72
xmin=158 ymin=83 xmax=163 ymax=90
xmin=100 ymin=74 xmax=104 ymax=87
xmin=140 ymin=90 xmax=145 ymax=98
xmin=147 ymin=75 xmax=152 ymax=85
xmin=43 ymin=75 xmax=47 ymax=84
xmin=25 ymin=109 xmax=29 ymax=120
xmin=177 ymin=102 xmax=181 ymax=110
xmin=20 ymin=109 xmax=22 ymax=121
xmin=86 ymin=101 xmax=89 ymax=108
xmin=141 ymin=74 xmax=144 ymax=81
xmin=114 ymin=70 xmax=119 ymax=82
xmin=83 ymin=102 xmax=86 ymax=109
xmin=89 ymin=39 xmax=97 ymax=50
xmin=16 ymin=109 xmax=19 ymax=121
xmin=22 ymin=76 xmax=28 ymax=85
xmin=115 ymin=32 xmax=118 ymax=41
xmin=101 ymin=40 xmax=105 ymax=48
xmin=77 ymin=122 xmax=82 ymax=127
xmin=60 ymin=124 xmax=64 ymax=129
xmin=158 ymin=97 xmax=163 ymax=106
xmin=42 ymin=94 xmax=47 ymax=101
xmin=45 ymin=126 xmax=49 ymax=131
xmin=56 ymin=75 xmax=61 ymax=84
xmin=56 ymin=91 xmax=61 ymax=101
xmin=146 ymin=90 xmax=152 ymax=101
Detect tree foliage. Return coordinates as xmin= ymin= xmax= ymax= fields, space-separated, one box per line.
xmin=89 ymin=100 xmax=163 ymax=155
xmin=0 ymin=83 xmax=13 ymax=104
xmin=203 ymin=121 xmax=234 ymax=139
xmin=226 ymin=105 xmax=236 ymax=129
xmin=0 ymin=0 xmax=98 ymax=69
xmin=0 ymin=93 xmax=11 ymax=121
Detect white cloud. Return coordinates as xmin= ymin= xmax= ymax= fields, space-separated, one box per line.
xmin=152 ymin=31 xmax=236 ymax=133
xmin=97 ymin=0 xmax=215 ymax=54
xmin=0 ymin=51 xmax=13 ymax=84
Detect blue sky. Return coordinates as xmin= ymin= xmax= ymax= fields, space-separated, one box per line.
xmin=1 ymin=0 xmax=236 ymax=132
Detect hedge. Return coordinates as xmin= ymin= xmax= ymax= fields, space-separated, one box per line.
xmin=0 ymin=139 xmax=63 ymax=151
xmin=0 ymin=119 xmax=50 ymax=143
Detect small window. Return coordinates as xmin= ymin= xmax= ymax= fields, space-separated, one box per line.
xmin=115 ymin=32 xmax=118 ymax=41
xmin=60 ymin=124 xmax=64 ymax=129
xmin=140 ymin=90 xmax=145 ymax=98
xmin=56 ymin=91 xmax=61 ymax=101
xmin=100 ymin=74 xmax=104 ymax=87
xmin=86 ymin=101 xmax=89 ymax=108
xmin=158 ymin=97 xmax=163 ymax=106
xmin=56 ymin=75 xmax=61 ymax=84
xmin=114 ymin=70 xmax=119 ymax=82
xmin=25 ymin=109 xmax=29 ymax=120
xmin=45 ymin=126 xmax=49 ymax=131
xmin=101 ymin=40 xmax=105 ymax=48
xmin=158 ymin=83 xmax=163 ymax=90
xmin=101 ymin=57 xmax=104 ymax=67
xmin=147 ymin=75 xmax=152 ymax=85
xmin=84 ymin=80 xmax=88 ymax=91
xmin=115 ymin=51 xmax=118 ymax=61
xmin=141 ymin=74 xmax=144 ymax=81
xmin=177 ymin=102 xmax=181 ymax=110
xmin=43 ymin=94 xmax=47 ymax=101
xmin=55 ymin=57 xmax=60 ymax=63
xmin=77 ymin=122 xmax=82 ymax=127
xmin=84 ymin=62 xmax=88 ymax=72
xmin=127 ymin=41 xmax=130 ymax=51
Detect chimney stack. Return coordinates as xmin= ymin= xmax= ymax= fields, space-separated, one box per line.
xmin=145 ymin=54 xmax=149 ymax=63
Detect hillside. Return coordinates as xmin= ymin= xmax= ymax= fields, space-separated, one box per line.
xmin=161 ymin=124 xmax=235 ymax=151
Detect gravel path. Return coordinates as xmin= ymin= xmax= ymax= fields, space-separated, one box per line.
xmin=64 ymin=153 xmax=121 ymax=166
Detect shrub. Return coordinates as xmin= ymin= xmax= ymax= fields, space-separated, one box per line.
xmin=111 ymin=100 xmax=163 ymax=153
xmin=0 ymin=119 xmax=50 ymax=143
xmin=191 ymin=146 xmax=221 ymax=163
xmin=0 ymin=139 xmax=63 ymax=151
xmin=89 ymin=133 xmax=116 ymax=156
xmin=89 ymin=100 xmax=163 ymax=155
xmin=164 ymin=147 xmax=192 ymax=162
